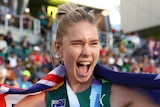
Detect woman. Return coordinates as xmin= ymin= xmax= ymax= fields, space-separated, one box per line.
xmin=15 ymin=3 xmax=159 ymax=107
xmin=3 ymin=60 xmax=19 ymax=88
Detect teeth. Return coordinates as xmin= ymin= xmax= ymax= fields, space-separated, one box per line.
xmin=79 ymin=62 xmax=91 ymax=65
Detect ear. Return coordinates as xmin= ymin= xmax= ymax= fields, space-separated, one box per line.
xmin=54 ymin=41 xmax=62 ymax=57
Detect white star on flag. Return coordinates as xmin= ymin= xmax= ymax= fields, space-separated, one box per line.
xmin=154 ymin=74 xmax=160 ymax=80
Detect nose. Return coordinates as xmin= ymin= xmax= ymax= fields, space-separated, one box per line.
xmin=81 ymin=44 xmax=92 ymax=57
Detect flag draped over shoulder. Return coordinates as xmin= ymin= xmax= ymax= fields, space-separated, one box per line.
xmin=94 ymin=64 xmax=160 ymax=104
xmin=0 ymin=63 xmax=160 ymax=107
xmin=0 ymin=65 xmax=65 ymax=107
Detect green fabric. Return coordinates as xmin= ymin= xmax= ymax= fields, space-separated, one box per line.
xmin=46 ymin=80 xmax=111 ymax=107
xmin=76 ymin=86 xmax=91 ymax=107
xmin=121 ymin=64 xmax=130 ymax=72
xmin=46 ymin=83 xmax=70 ymax=107
xmin=122 ymin=38 xmax=128 ymax=46
xmin=38 ymin=11 xmax=47 ymax=26
xmin=101 ymin=81 xmax=111 ymax=107
xmin=0 ymin=52 xmax=6 ymax=60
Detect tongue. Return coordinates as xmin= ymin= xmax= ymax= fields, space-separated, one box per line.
xmin=78 ymin=65 xmax=88 ymax=75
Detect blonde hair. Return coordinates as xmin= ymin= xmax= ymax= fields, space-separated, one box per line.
xmin=50 ymin=3 xmax=98 ymax=61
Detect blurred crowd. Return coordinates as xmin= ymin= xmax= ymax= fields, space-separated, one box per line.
xmin=0 ymin=31 xmax=60 ymax=89
xmin=99 ymin=32 xmax=160 ymax=74
xmin=0 ymin=0 xmax=56 ymax=41
xmin=0 ymin=1 xmax=57 ymax=89
xmin=0 ymin=0 xmax=18 ymax=25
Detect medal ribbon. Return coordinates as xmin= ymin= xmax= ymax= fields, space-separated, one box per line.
xmin=66 ymin=79 xmax=102 ymax=107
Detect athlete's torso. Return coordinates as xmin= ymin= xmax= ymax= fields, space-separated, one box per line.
xmin=46 ymin=79 xmax=111 ymax=107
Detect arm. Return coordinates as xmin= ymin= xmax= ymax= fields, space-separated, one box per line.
xmin=15 ymin=92 xmax=46 ymax=107
xmin=13 ymin=79 xmax=20 ymax=88
xmin=130 ymin=88 xmax=160 ymax=107
xmin=131 ymin=89 xmax=160 ymax=107
xmin=0 ymin=76 xmax=6 ymax=84
xmin=111 ymin=84 xmax=160 ymax=107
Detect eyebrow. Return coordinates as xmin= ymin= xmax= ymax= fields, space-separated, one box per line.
xmin=70 ymin=39 xmax=99 ymax=43
xmin=70 ymin=40 xmax=82 ymax=42
xmin=91 ymin=39 xmax=100 ymax=42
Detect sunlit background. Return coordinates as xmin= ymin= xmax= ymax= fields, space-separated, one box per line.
xmin=46 ymin=0 xmax=121 ymax=31
xmin=67 ymin=0 xmax=121 ymax=30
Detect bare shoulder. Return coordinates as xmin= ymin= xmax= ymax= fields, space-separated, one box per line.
xmin=15 ymin=92 xmax=46 ymax=107
xmin=110 ymin=84 xmax=160 ymax=107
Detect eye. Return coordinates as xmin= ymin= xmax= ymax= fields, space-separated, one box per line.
xmin=91 ymin=41 xmax=99 ymax=46
xmin=72 ymin=42 xmax=82 ymax=46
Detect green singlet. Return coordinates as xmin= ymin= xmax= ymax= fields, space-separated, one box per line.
xmin=46 ymin=80 xmax=111 ymax=107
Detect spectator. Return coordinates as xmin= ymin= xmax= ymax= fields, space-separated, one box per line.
xmin=148 ymin=36 xmax=156 ymax=57
xmin=47 ymin=11 xmax=54 ymax=30
xmin=118 ymin=40 xmax=126 ymax=58
xmin=140 ymin=56 xmax=150 ymax=73
xmin=13 ymin=57 xmax=25 ymax=80
xmin=41 ymin=49 xmax=50 ymax=65
xmin=111 ymin=55 xmax=121 ymax=72
xmin=46 ymin=54 xmax=60 ymax=71
xmin=0 ymin=56 xmax=7 ymax=83
xmin=0 ymin=56 xmax=4 ymax=68
xmin=126 ymin=33 xmax=141 ymax=48
xmin=99 ymin=45 xmax=110 ymax=66
xmin=23 ymin=12 xmax=32 ymax=30
xmin=10 ymin=0 xmax=18 ymax=15
xmin=36 ymin=65 xmax=49 ymax=79
xmin=130 ymin=59 xmax=140 ymax=73
xmin=108 ymin=54 xmax=116 ymax=68
xmin=3 ymin=60 xmax=19 ymax=87
xmin=132 ymin=33 xmax=141 ymax=48
xmin=149 ymin=59 xmax=158 ymax=74
xmin=38 ymin=5 xmax=48 ymax=40
xmin=38 ymin=5 xmax=48 ymax=29
xmin=4 ymin=31 xmax=14 ymax=48
xmin=0 ymin=33 xmax=8 ymax=54
xmin=29 ymin=75 xmax=39 ymax=85
xmin=18 ymin=70 xmax=32 ymax=89
xmin=51 ymin=21 xmax=57 ymax=41
xmin=9 ymin=14 xmax=16 ymax=26
xmin=122 ymin=37 xmax=129 ymax=46
xmin=7 ymin=51 xmax=17 ymax=68
xmin=140 ymin=41 xmax=150 ymax=56
xmin=0 ymin=1 xmax=9 ymax=24
xmin=23 ymin=53 xmax=36 ymax=76
xmin=100 ymin=44 xmax=107 ymax=58
xmin=120 ymin=55 xmax=130 ymax=72
xmin=115 ymin=54 xmax=123 ymax=67
xmin=31 ymin=46 xmax=42 ymax=68
xmin=153 ymin=41 xmax=160 ymax=60
xmin=21 ymin=35 xmax=31 ymax=56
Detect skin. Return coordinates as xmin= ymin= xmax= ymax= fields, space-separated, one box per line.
xmin=15 ymin=21 xmax=160 ymax=107
xmin=55 ymin=22 xmax=100 ymax=93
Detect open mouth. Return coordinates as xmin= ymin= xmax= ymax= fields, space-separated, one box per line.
xmin=77 ymin=62 xmax=91 ymax=76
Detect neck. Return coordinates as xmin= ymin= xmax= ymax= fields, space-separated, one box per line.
xmin=66 ymin=77 xmax=93 ymax=93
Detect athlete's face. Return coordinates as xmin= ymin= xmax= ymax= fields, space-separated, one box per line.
xmin=55 ymin=21 xmax=100 ymax=83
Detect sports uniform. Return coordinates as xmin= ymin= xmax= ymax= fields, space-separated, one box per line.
xmin=46 ymin=78 xmax=111 ymax=107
